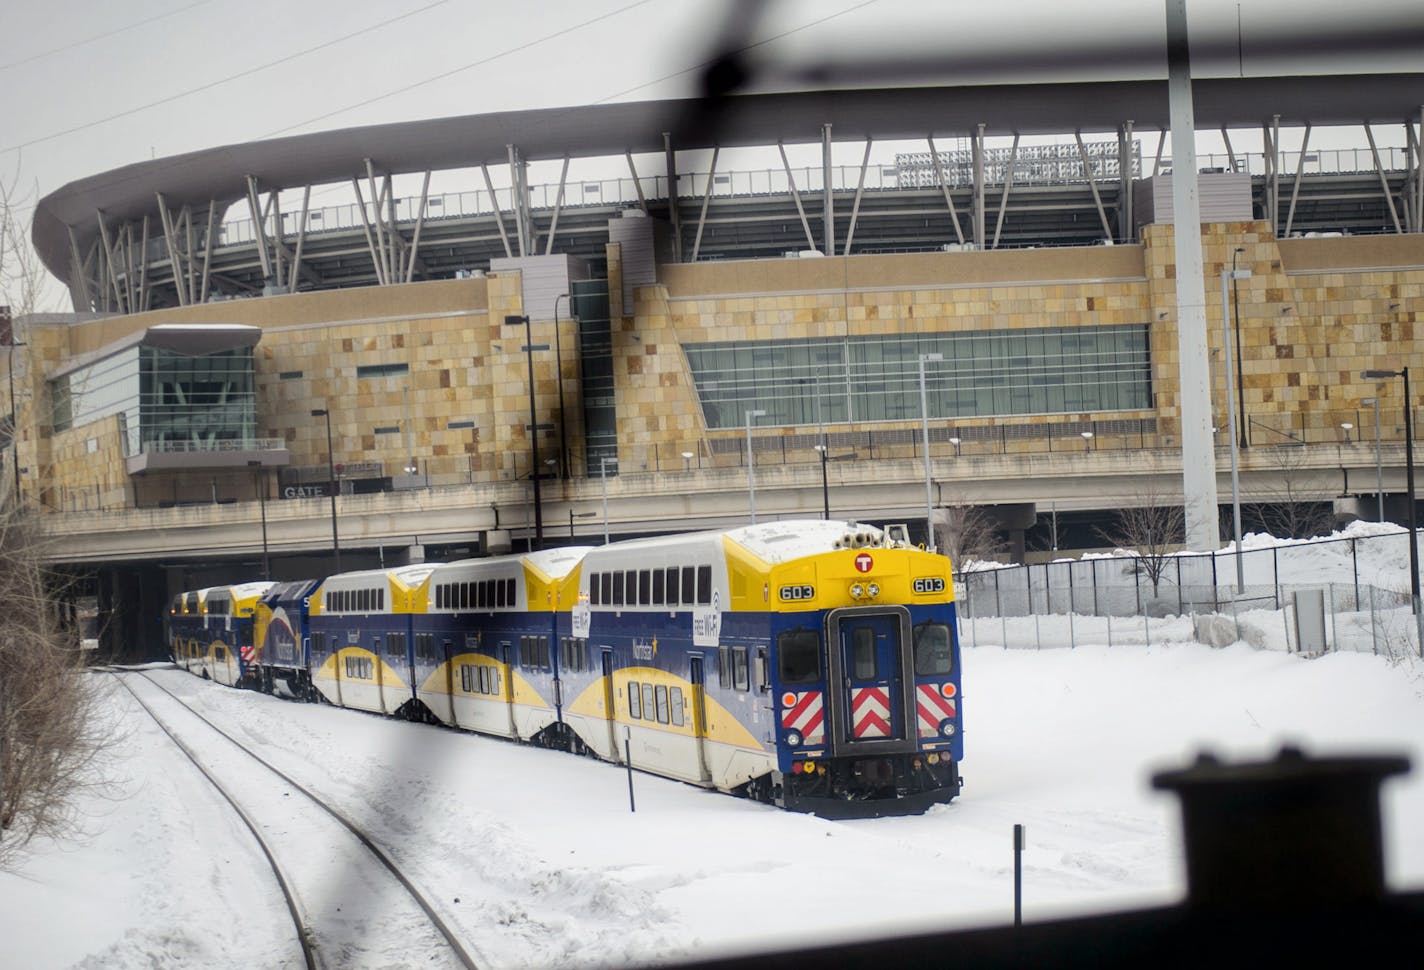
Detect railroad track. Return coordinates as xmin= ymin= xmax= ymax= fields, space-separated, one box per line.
xmin=112 ymin=669 xmax=482 ymax=970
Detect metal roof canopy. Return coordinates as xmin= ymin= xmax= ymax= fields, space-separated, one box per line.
xmin=32 ymin=74 xmax=1424 ymax=282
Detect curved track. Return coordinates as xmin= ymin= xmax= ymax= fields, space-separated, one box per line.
xmin=112 ymin=670 xmax=483 ymax=970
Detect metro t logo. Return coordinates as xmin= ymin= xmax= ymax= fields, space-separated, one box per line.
xmin=854 ymin=553 xmax=874 ymax=573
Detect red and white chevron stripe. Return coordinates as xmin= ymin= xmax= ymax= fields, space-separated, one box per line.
xmin=917 ymin=683 xmax=958 ymax=738
xmin=850 ymin=686 xmax=892 ymax=738
xmin=780 ymin=691 xmax=825 ymax=744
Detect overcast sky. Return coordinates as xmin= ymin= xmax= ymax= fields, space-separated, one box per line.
xmin=1 ymin=0 xmax=1419 ymax=290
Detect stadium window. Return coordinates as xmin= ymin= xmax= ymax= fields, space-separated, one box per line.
xmin=733 ymin=647 xmax=749 ymax=692
xmin=356 ymin=362 xmax=410 ymax=379
xmin=629 ymin=680 xmax=642 ymax=718
xmin=654 ymin=685 xmax=670 ymax=724
xmin=278 ymin=370 xmax=303 ymax=380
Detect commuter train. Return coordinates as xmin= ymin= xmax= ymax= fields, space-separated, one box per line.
xmin=164 ymin=520 xmax=964 ymax=816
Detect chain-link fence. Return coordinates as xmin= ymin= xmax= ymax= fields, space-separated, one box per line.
xmin=956 ymin=531 xmax=1423 ymax=661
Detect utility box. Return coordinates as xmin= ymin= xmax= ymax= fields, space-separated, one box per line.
xmin=1292 ymin=589 xmax=1327 ymax=654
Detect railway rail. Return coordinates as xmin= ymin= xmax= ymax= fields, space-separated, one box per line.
xmin=111 ymin=669 xmax=482 ymax=970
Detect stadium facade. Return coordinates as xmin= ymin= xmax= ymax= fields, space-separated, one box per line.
xmin=14 ymin=76 xmax=1424 ymax=653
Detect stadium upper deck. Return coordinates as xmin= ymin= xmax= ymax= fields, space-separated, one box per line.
xmin=32 ymin=75 xmax=1424 ymax=313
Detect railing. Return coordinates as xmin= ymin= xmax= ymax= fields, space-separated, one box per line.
xmin=122 ymin=437 xmax=287 ymax=458
xmin=211 ymin=146 xmax=1416 ymax=249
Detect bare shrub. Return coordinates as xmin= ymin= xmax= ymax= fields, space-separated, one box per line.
xmin=1101 ymin=500 xmax=1185 ymax=596
xmin=0 ymin=510 xmax=112 ymax=868
xmin=937 ymin=501 xmax=1004 ymax=573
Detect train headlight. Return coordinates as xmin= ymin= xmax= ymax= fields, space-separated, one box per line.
xmin=867 ymin=583 xmax=880 ymax=597
xmin=850 ymin=583 xmax=865 ymax=598
xmin=939 ymin=718 xmax=957 ymax=738
xmin=927 ymin=753 xmax=941 ymax=765
xmin=786 ymin=730 xmax=803 ymax=747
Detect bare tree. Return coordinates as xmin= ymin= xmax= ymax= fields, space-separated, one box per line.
xmin=0 ymin=163 xmax=48 ymax=318
xmin=1101 ymin=498 xmax=1185 ymax=597
xmin=0 ymin=510 xmax=112 ymax=869
xmin=936 ymin=499 xmax=1004 ymax=573
xmin=1256 ymin=444 xmax=1336 ymax=540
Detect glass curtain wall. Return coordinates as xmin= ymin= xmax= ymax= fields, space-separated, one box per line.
xmin=572 ymin=279 xmax=617 ymax=474
xmin=139 ymin=345 xmax=257 ymax=452
xmin=685 ymin=324 xmax=1151 ymax=430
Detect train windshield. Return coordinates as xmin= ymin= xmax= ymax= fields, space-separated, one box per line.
xmin=913 ymin=622 xmax=954 ymax=675
xmin=777 ymin=628 xmax=821 ymax=683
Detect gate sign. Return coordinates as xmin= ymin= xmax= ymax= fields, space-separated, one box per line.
xmin=854 ymin=553 xmax=874 ymax=573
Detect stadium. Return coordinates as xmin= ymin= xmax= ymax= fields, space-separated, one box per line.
xmin=13 ymin=65 xmax=1424 ymax=654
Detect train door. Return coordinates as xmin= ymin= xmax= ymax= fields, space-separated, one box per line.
xmin=373 ymin=637 xmax=387 ymax=713
xmin=444 ymin=639 xmax=458 ymax=728
xmin=501 ymin=642 xmax=517 ymax=737
xmin=688 ymin=656 xmax=711 ymax=784
xmin=601 ymin=649 xmax=619 ymax=762
xmin=825 ymin=606 xmax=916 ymax=756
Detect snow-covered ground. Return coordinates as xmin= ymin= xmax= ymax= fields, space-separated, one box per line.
xmin=5 ymin=534 xmax=1424 ymax=969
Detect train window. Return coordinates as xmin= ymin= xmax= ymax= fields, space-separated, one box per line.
xmin=415 ymin=634 xmax=432 ymax=661
xmin=913 ymin=622 xmax=954 ymax=675
xmin=718 ymin=646 xmax=731 ymax=688
xmin=506 ymin=578 xmax=517 ymax=608
xmin=600 ymin=572 xmax=613 ymax=606
xmin=852 ymin=628 xmax=878 ymax=679
xmin=629 ymin=680 xmax=642 ymax=718
xmin=654 ymin=685 xmax=670 ymax=724
xmin=755 ymin=648 xmax=770 ymax=692
xmin=778 ymin=629 xmax=821 ymax=684
xmin=697 ymin=566 xmax=712 ymax=605
xmin=625 ymin=571 xmax=637 ymax=605
xmin=589 ymin=574 xmax=601 ymax=606
xmin=651 ymin=570 xmax=664 ymax=605
xmin=681 ymin=567 xmax=696 ymax=606
xmin=639 ymin=570 xmax=651 ymax=606
xmin=665 ymin=567 xmax=680 ymax=607
xmin=312 ymin=632 xmax=325 ymax=654
xmin=612 ymin=572 xmax=624 ymax=607
xmin=733 ymin=647 xmax=749 ymax=691
xmin=460 ymin=665 xmax=473 ymax=692
xmin=641 ymin=683 xmax=655 ymax=721
xmin=670 ymin=687 xmax=684 ymax=727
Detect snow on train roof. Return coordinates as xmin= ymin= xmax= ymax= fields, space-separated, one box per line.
xmin=581 ymin=520 xmax=888 ymax=566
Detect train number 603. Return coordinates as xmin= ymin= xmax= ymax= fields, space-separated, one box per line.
xmin=779 ymin=584 xmax=816 ymax=601
xmin=913 ymin=577 xmax=946 ymax=594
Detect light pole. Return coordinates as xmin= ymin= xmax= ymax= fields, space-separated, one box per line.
xmin=949 ymin=435 xmax=961 ymax=457
xmin=1221 ymin=260 xmax=1253 ymax=593
xmin=1363 ymin=397 xmax=1383 ymax=521
xmin=504 ymin=314 xmax=546 ymax=549
xmin=1362 ymin=367 xmax=1420 ymax=655
xmin=1080 ymin=430 xmax=1094 ymax=451
xmin=1231 ymin=247 xmax=1249 ymax=449
xmin=247 ymin=460 xmax=271 ymax=580
xmin=797 ymin=376 xmax=831 ymax=520
xmin=310 ymin=408 xmax=341 ymax=574
xmin=553 ymin=293 xmax=572 ymax=479
xmin=745 ymin=409 xmax=767 ymax=523
xmin=599 ymin=456 xmax=613 ymax=544
xmin=918 ymin=353 xmax=942 ymax=551
xmin=681 ymin=450 xmax=694 ymax=471
xmin=1340 ymin=422 xmax=1354 ymax=444
xmin=6 ymin=331 xmax=25 ymax=507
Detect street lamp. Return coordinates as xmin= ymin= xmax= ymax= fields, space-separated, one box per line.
xmin=745 ymin=409 xmax=767 ymax=523
xmin=247 ymin=460 xmax=271 ymax=580
xmin=1363 ymin=397 xmax=1383 ymax=521
xmin=1221 ymin=259 xmax=1253 ymax=593
xmin=918 ymin=353 xmax=943 ymax=551
xmin=681 ymin=450 xmax=694 ymax=471
xmin=949 ymin=435 xmax=961 ymax=457
xmin=310 ymin=408 xmax=341 ymax=574
xmin=1080 ymin=430 xmax=1094 ymax=451
xmin=504 ymin=313 xmax=547 ymax=549
xmin=569 ymin=509 xmax=596 ymax=538
xmin=1340 ymin=422 xmax=1354 ymax=444
xmin=1362 ymin=367 xmax=1420 ymax=655
xmin=6 ymin=331 xmax=25 ymax=507
xmin=553 ymin=293 xmax=573 ymax=479
xmin=1230 ymin=248 xmax=1249 ymax=449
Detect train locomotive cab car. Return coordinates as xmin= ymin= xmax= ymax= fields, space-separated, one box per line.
xmin=308 ymin=564 xmax=437 ymax=717
xmin=253 ymin=579 xmax=322 ymax=699
xmin=167 ymin=583 xmax=273 ymax=686
xmin=571 ymin=519 xmax=963 ymax=817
